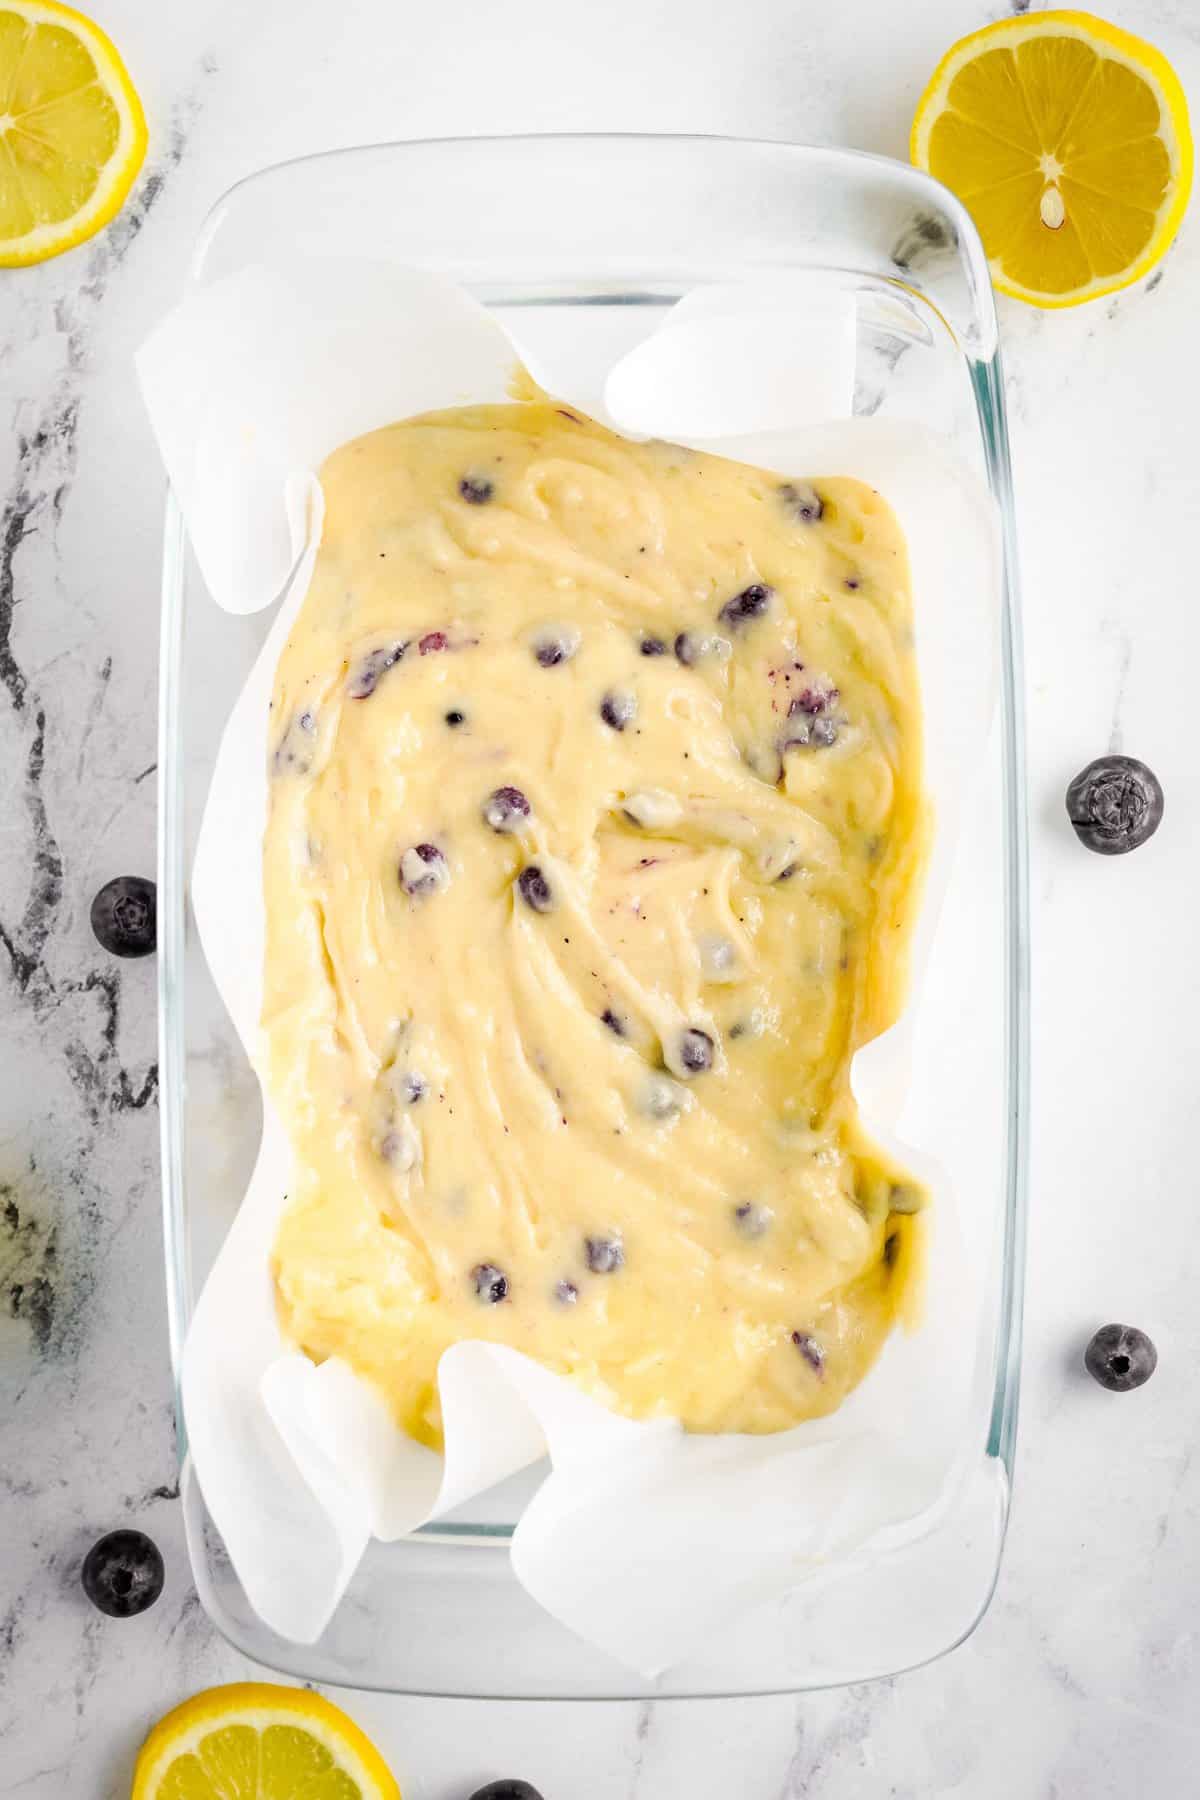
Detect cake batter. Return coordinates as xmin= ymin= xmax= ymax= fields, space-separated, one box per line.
xmin=263 ymin=398 xmax=928 ymax=1449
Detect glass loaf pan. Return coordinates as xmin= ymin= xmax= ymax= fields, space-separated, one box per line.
xmin=157 ymin=135 xmax=1029 ymax=1697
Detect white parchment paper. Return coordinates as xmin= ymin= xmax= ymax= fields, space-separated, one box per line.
xmin=138 ymin=262 xmax=999 ymax=1675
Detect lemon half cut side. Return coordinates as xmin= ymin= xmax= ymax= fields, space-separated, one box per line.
xmin=0 ymin=0 xmax=147 ymax=266
xmin=912 ymin=10 xmax=1192 ymax=307
xmin=131 ymin=1682 xmax=403 ymax=1800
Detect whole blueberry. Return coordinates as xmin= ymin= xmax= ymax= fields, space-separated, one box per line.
xmin=517 ymin=865 xmax=554 ymax=913
xmin=400 ymin=843 xmax=450 ymax=896
xmin=467 ymin=1784 xmax=545 ymax=1800
xmin=532 ymin=626 xmax=581 ymax=668
xmin=1066 ymin=756 xmax=1163 ymax=855
xmin=81 ymin=1530 xmax=164 ymax=1618
xmin=778 ymin=480 xmax=824 ymax=523
xmin=718 ymin=583 xmax=773 ymax=629
xmin=1084 ymin=1323 xmax=1157 ymax=1392
xmin=472 ymin=1263 xmax=510 ymax=1303
xmin=586 ymin=1234 xmax=624 ymax=1274
xmin=459 ymin=475 xmax=494 ymax=504
xmin=90 ymin=876 xmax=156 ymax=958
xmin=483 ymin=786 xmax=533 ymax=833
xmin=445 ymin=709 xmax=467 ymax=728
xmin=675 ymin=1027 xmax=714 ymax=1075
xmin=599 ymin=690 xmax=637 ymax=732
xmin=639 ymin=635 xmax=668 ymax=656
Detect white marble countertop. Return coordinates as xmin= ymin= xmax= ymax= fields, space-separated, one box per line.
xmin=4 ymin=0 xmax=1200 ymax=1793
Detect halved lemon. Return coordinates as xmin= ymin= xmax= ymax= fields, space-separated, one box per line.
xmin=911 ymin=10 xmax=1192 ymax=307
xmin=131 ymin=1682 xmax=402 ymax=1800
xmin=0 ymin=0 xmax=147 ymax=266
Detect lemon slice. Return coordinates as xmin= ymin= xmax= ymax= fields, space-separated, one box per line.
xmin=911 ymin=10 xmax=1192 ymax=307
xmin=0 ymin=0 xmax=147 ymax=266
xmin=131 ymin=1683 xmax=403 ymax=1800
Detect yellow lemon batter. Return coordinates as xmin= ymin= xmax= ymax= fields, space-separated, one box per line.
xmin=263 ymin=399 xmax=927 ymax=1449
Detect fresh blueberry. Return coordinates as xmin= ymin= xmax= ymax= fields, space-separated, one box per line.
xmin=81 ymin=1530 xmax=164 ymax=1618
xmin=585 ymin=1234 xmax=624 ymax=1274
xmin=554 ymin=1280 xmax=579 ymax=1305
xmin=517 ymin=865 xmax=554 ymax=912
xmin=600 ymin=1008 xmax=625 ymax=1037
xmin=90 ymin=877 xmax=156 ymax=959
xmin=532 ymin=626 xmax=581 ymax=668
xmin=472 ymin=1263 xmax=510 ymax=1303
xmin=718 ymin=583 xmax=773 ymax=628
xmin=791 ymin=1330 xmax=825 ymax=1376
xmin=674 ymin=1027 xmax=714 ymax=1076
xmin=600 ymin=689 xmax=637 ymax=731
xmin=347 ymin=641 xmax=407 ymax=699
xmin=778 ymin=480 xmax=824 ymax=523
xmin=400 ymin=843 xmax=450 ymax=896
xmin=1066 ymin=756 xmax=1163 ymax=855
xmin=445 ymin=709 xmax=467 ymax=728
xmin=466 ymin=1783 xmax=545 ymax=1800
xmin=459 ymin=475 xmax=494 ymax=505
xmin=639 ymin=635 xmax=668 ymax=656
xmin=483 ymin=786 xmax=533 ymax=833
xmin=733 ymin=1202 xmax=772 ymax=1238
xmin=1084 ymin=1323 xmax=1157 ymax=1392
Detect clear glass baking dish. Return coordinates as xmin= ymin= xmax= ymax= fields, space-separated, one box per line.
xmin=156 ymin=135 xmax=1029 ymax=1698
